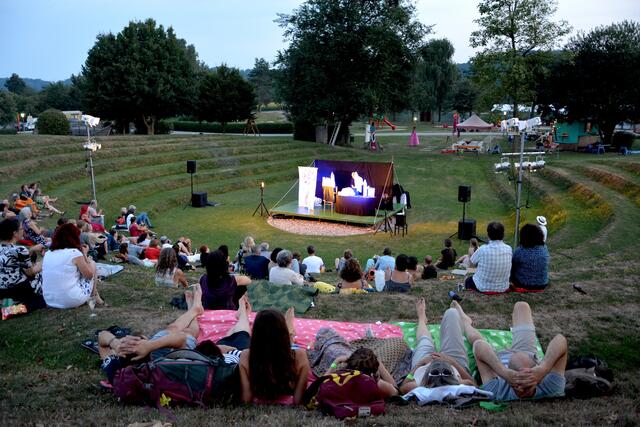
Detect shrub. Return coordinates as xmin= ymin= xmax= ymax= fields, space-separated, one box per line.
xmin=172 ymin=121 xmax=292 ymax=134
xmin=36 ymin=109 xmax=70 ymax=135
xmin=155 ymin=120 xmax=173 ymax=135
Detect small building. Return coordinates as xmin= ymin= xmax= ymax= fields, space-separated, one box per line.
xmin=554 ymin=121 xmax=600 ymax=150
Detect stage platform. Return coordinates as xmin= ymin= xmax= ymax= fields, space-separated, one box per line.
xmin=270 ymin=201 xmax=405 ymax=226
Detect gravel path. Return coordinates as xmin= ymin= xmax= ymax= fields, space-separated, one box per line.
xmin=267 ymin=217 xmax=375 ymax=236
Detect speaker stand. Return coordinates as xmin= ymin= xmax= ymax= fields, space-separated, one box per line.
xmin=374 ymin=210 xmax=393 ymax=235
xmin=449 ymin=200 xmax=468 ymax=239
xmin=183 ymin=173 xmax=195 ymax=209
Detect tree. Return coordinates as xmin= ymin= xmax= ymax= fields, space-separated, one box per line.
xmin=415 ymin=39 xmax=457 ymax=121
xmin=538 ymin=21 xmax=640 ymax=146
xmin=37 ymin=82 xmax=82 ymax=112
xmin=248 ymin=58 xmax=276 ymax=110
xmin=277 ymin=0 xmax=427 ymax=144
xmin=195 ymin=65 xmax=256 ymax=132
xmin=4 ymin=73 xmax=27 ymax=95
xmin=36 ymin=109 xmax=70 ymax=135
xmin=0 ymin=91 xmax=17 ymax=126
xmin=450 ymin=77 xmax=477 ymax=117
xmin=469 ymin=0 xmax=571 ymax=116
xmin=81 ymin=19 xmax=199 ymax=134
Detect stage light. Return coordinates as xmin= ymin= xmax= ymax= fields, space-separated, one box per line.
xmin=261 ymin=181 xmax=264 ymax=189
xmin=494 ymin=157 xmax=510 ymax=173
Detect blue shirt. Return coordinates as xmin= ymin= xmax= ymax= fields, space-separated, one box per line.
xmin=482 ymin=372 xmax=565 ymax=401
xmin=375 ymin=255 xmax=395 ymax=272
xmin=511 ymin=245 xmax=549 ymax=287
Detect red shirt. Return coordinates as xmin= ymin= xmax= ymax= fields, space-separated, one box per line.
xmin=144 ymin=246 xmax=161 ymax=260
xmin=129 ymin=223 xmax=142 ymax=237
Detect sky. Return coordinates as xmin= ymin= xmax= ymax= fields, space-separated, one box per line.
xmin=1 ymin=0 xmax=638 ymax=81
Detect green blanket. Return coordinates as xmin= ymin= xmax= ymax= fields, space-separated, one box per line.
xmin=247 ymin=282 xmax=319 ymax=315
xmin=391 ymin=321 xmax=545 ymax=375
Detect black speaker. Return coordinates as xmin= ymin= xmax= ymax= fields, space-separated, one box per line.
xmin=458 ymin=219 xmax=476 ymax=240
xmin=187 ymin=160 xmax=197 ymax=174
xmin=191 ymin=192 xmax=207 ymax=208
xmin=458 ymin=185 xmax=471 ymax=203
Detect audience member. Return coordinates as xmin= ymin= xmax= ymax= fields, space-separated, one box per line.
xmin=144 ymin=239 xmax=161 ymax=261
xmin=159 ymin=235 xmax=172 ymax=249
xmin=87 ymin=200 xmax=104 ymax=226
xmin=337 ymin=258 xmax=369 ymax=292
xmin=511 ymin=224 xmax=549 ymax=290
xmin=115 ymin=243 xmax=144 ymax=266
xmin=42 ymin=223 xmax=103 ymax=308
xmin=127 ymin=205 xmax=153 ymax=228
xmin=302 ymin=245 xmax=325 ymax=274
xmin=435 ymin=238 xmax=457 ymax=270
xmin=407 ymin=256 xmax=423 ymax=281
xmin=0 ymin=202 xmax=17 ymax=219
xmin=384 ymin=253 xmax=412 ymax=292
xmin=465 ymin=222 xmax=512 ymax=293
xmin=259 ymin=242 xmax=271 ymax=259
xmin=269 ymin=250 xmax=304 ymax=285
xmin=200 ymin=250 xmax=251 ymax=310
xmin=456 ymin=238 xmax=479 ymax=268
xmin=268 ymin=247 xmax=283 ymax=271
xmin=335 ymin=249 xmax=353 ymax=273
xmin=290 ymin=251 xmax=304 ymax=275
xmin=374 ymin=247 xmax=395 ymax=271
xmin=32 ymin=188 xmax=64 ymax=216
xmin=19 ymin=207 xmax=49 ymax=246
xmin=243 ymin=245 xmax=270 ymax=280
xmin=155 ymin=247 xmax=188 ymax=287
xmin=326 ymin=347 xmax=398 ymax=398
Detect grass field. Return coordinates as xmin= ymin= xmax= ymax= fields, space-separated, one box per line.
xmin=0 ymin=132 xmax=639 ymax=426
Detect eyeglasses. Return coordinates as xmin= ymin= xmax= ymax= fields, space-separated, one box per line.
xmin=428 ymin=368 xmax=453 ymax=377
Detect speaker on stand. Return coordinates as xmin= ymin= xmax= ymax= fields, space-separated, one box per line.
xmin=450 ymin=185 xmax=476 ymax=240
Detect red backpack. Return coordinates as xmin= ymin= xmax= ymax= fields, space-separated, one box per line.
xmin=112 ymin=350 xmax=238 ymax=408
xmin=304 ymin=370 xmax=385 ymax=419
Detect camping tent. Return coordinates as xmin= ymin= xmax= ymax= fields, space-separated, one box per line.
xmin=457 ymin=113 xmax=493 ymax=131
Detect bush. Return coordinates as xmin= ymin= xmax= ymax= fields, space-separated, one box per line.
xmin=36 ymin=109 xmax=70 ymax=135
xmin=172 ymin=121 xmax=292 ymax=134
xmin=612 ymin=131 xmax=635 ymax=149
xmin=155 ymin=120 xmax=173 ymax=135
xmin=0 ymin=128 xmax=17 ymax=135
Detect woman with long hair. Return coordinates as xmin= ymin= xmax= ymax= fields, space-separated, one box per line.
xmin=155 ymin=247 xmax=188 ymax=288
xmin=239 ymin=308 xmax=309 ymax=404
xmin=200 ymin=250 xmax=250 ymax=310
xmin=511 ymin=224 xmax=549 ymax=290
xmin=337 ymin=258 xmax=369 ymax=292
xmin=42 ymin=223 xmax=103 ymax=308
xmin=19 ymin=207 xmax=50 ymax=246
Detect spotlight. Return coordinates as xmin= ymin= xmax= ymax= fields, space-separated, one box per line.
xmin=494 ymin=157 xmax=510 ymax=173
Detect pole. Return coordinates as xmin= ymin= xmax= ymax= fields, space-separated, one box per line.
xmin=88 ymin=150 xmax=97 ymax=203
xmin=514 ymin=132 xmax=525 ymax=247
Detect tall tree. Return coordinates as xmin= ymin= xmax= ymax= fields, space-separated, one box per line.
xmin=4 ymin=73 xmax=27 ymax=95
xmin=81 ymin=19 xmax=199 ymax=134
xmin=248 ymin=58 xmax=276 ymax=110
xmin=417 ymin=39 xmax=456 ymax=121
xmin=470 ymin=0 xmax=570 ymax=116
xmin=195 ymin=65 xmax=256 ymax=132
xmin=0 ymin=91 xmax=17 ymax=126
xmin=450 ymin=77 xmax=477 ymax=116
xmin=37 ymin=82 xmax=82 ymax=112
xmin=277 ymin=0 xmax=427 ymax=143
xmin=538 ymin=21 xmax=640 ymax=146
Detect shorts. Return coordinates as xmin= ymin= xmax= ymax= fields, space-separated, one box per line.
xmin=217 ymin=331 xmax=250 ymax=351
xmin=149 ymin=329 xmax=197 ymax=360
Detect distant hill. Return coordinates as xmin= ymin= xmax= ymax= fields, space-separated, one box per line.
xmin=0 ymin=77 xmax=72 ymax=92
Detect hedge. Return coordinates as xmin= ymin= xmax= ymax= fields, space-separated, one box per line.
xmin=172 ymin=121 xmax=292 ymax=134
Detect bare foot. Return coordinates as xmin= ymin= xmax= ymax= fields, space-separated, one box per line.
xmin=192 ymin=284 xmax=204 ymax=315
xmin=285 ymin=307 xmax=296 ymax=337
xmin=416 ymin=298 xmax=427 ymax=323
xmin=244 ymin=296 xmax=252 ymax=315
xmin=236 ymin=295 xmax=247 ymax=320
xmin=450 ymin=300 xmax=472 ymax=325
xmin=184 ymin=290 xmax=194 ymax=310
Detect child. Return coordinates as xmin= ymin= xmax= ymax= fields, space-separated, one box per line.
xmin=421 ymin=255 xmax=437 ymax=279
xmin=435 ymin=239 xmax=457 ymax=270
xmin=456 ymin=238 xmax=479 ymax=268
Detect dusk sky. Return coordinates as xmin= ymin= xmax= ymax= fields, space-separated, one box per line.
xmin=1 ymin=0 xmax=638 ymax=81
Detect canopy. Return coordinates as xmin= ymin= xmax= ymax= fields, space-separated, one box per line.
xmin=457 ymin=113 xmax=493 ymax=131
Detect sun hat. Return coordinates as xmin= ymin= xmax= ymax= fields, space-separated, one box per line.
xmin=536 ymin=216 xmax=547 ymax=226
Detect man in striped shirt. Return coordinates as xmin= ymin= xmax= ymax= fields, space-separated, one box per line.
xmin=465 ymin=221 xmax=512 ymax=293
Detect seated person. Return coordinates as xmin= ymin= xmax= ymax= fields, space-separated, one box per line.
xmin=243 ymin=244 xmax=270 ymax=280
xmin=384 ymin=253 xmax=412 ymax=293
xmin=200 ymin=250 xmax=251 ymax=310
xmin=0 ymin=201 xmax=17 ymax=219
xmin=239 ymin=308 xmax=309 ymax=405
xmin=0 ymin=218 xmax=45 ymax=311
xmin=435 ymin=238 xmax=457 ymax=270
xmin=335 ymin=249 xmax=353 ymax=273
xmin=421 ymin=255 xmax=438 ymax=279
xmin=115 ymin=243 xmax=144 ymax=266
xmin=259 ymin=242 xmax=271 ymax=259
xmin=456 ymin=238 xmax=479 ymax=268
xmin=337 ymin=258 xmax=369 ymax=292
xmin=114 ymin=207 xmax=128 ymax=229
xmin=144 ymin=239 xmax=162 ymax=261
xmin=198 ymin=245 xmax=210 ymax=267
xmin=127 ymin=205 xmax=153 ymax=228
xmin=374 ymin=247 xmax=395 ymax=271
xmin=291 ymin=251 xmax=305 ymax=276
xmin=128 ymin=218 xmax=150 ymax=238
xmin=326 ymin=348 xmax=398 ymax=398
xmin=32 ymin=188 xmax=63 ymax=216
xmin=302 ymin=245 xmax=325 ymax=274
xmin=268 ymin=247 xmax=282 ymax=271
xmin=87 ymin=200 xmax=104 ymax=226
xmin=399 ymin=298 xmax=476 ymax=394
xmin=99 ymin=288 xmax=252 ymax=386
xmin=19 ymin=207 xmax=50 ymax=246
xmin=269 ymin=250 xmax=304 ymax=286
xmin=155 ymin=247 xmax=188 ymax=288
xmin=465 ymin=221 xmax=512 ymax=293
xmin=14 ymin=194 xmax=40 ymax=216
xmin=159 ymin=235 xmax=173 ymax=249
xmin=407 ymin=256 xmax=423 ymax=282
xmin=106 ymin=229 xmax=120 ymax=252
xmin=452 ymin=301 xmax=567 ymax=401
xmin=511 ymin=224 xmax=549 ymax=290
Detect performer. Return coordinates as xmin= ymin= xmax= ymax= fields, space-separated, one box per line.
xmin=351 ymin=172 xmax=364 ymax=196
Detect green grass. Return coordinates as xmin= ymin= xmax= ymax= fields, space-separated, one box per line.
xmin=0 ymin=134 xmax=639 ymax=426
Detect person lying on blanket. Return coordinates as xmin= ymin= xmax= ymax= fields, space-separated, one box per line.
xmin=326 ymin=347 xmax=399 ymax=398
xmin=97 ymin=285 xmax=251 ymax=385
xmin=451 ymin=300 xmax=567 ymax=401
xmin=399 ymin=298 xmax=476 ymax=394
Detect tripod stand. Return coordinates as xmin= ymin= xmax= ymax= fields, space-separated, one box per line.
xmin=252 ymin=183 xmax=269 ymax=217
xmin=374 ymin=210 xmax=393 ymax=234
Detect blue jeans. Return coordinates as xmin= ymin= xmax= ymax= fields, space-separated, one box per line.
xmin=135 ymin=212 xmax=153 ymax=227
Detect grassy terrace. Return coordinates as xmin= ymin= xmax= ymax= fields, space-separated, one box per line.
xmin=0 ymin=133 xmax=638 ymax=426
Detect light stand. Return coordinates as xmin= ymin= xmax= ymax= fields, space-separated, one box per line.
xmin=82 ymin=115 xmax=101 ymax=203
xmin=252 ymin=181 xmax=269 ymax=217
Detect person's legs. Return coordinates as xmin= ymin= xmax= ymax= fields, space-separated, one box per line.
xmin=285 ymin=306 xmax=296 ymax=341
xmin=412 ymin=298 xmax=436 ymax=368
xmin=510 ymin=301 xmax=538 ymax=354
xmin=464 ymin=275 xmax=478 ymax=291
xmin=450 ymin=300 xmax=484 ymax=345
xmin=166 ymin=285 xmax=203 ymax=337
xmin=224 ymin=294 xmax=252 ymax=337
xmin=438 ymin=308 xmax=469 ymax=371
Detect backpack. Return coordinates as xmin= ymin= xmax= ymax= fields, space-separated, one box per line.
xmin=564 ymin=355 xmax=615 ymax=399
xmin=112 ymin=349 xmax=238 ymax=407
xmin=304 ymin=370 xmax=385 ymax=419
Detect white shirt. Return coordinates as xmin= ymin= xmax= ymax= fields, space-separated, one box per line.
xmin=269 ymin=266 xmax=304 ymax=285
xmin=302 ymin=255 xmax=324 ymax=273
xmin=539 ymin=225 xmax=548 ymax=243
xmin=470 ymin=240 xmax=512 ymax=292
xmin=42 ymin=248 xmax=92 ymax=309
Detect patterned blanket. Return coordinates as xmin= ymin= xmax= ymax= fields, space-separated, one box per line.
xmin=246 ymin=282 xmax=319 ymax=315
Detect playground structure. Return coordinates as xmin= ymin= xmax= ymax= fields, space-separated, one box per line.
xmin=370 ymin=114 xmax=397 ymax=131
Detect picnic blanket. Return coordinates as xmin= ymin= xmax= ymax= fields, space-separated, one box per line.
xmin=95 ymin=263 xmax=124 ymax=280
xmin=391 ymin=321 xmax=545 ymax=375
xmin=246 ymin=282 xmax=319 ymax=315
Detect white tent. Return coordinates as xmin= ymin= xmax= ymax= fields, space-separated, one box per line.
xmin=457 ymin=113 xmax=493 ymax=131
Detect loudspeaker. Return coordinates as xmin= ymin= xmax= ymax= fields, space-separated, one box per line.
xmin=187 ymin=160 xmax=197 ymax=174
xmin=191 ymin=192 xmax=207 ymax=208
xmin=458 ymin=185 xmax=471 ymax=203
xmin=458 ymin=219 xmax=476 ymax=240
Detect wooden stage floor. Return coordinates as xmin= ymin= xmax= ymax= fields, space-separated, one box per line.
xmin=270 ymin=201 xmax=404 ymax=226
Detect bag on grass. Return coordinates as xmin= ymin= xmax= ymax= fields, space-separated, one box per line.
xmin=564 ymin=355 xmax=614 ymax=399
xmin=304 ymin=369 xmax=385 ymax=419
xmin=112 ymin=349 xmax=238 ymax=407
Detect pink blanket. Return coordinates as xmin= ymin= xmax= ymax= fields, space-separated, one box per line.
xmin=198 ymin=310 xmax=403 ymax=350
